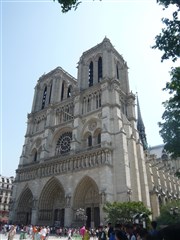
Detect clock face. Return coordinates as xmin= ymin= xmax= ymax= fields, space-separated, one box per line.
xmin=56 ymin=132 xmax=72 ymax=154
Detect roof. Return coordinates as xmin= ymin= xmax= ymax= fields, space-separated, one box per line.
xmin=149 ymin=144 xmax=165 ymax=159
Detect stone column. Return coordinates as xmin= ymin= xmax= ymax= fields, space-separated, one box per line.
xmin=99 ymin=192 xmax=106 ymax=226
xmin=31 ymin=198 xmax=38 ymax=225
xmin=64 ymin=195 xmax=73 ymax=227
xmin=150 ymin=192 xmax=160 ymax=220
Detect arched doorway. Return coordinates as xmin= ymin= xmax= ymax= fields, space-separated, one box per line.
xmin=38 ymin=177 xmax=65 ymax=226
xmin=16 ymin=188 xmax=33 ymax=225
xmin=73 ymin=176 xmax=100 ymax=228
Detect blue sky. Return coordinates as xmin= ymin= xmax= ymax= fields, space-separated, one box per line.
xmin=1 ymin=0 xmax=178 ymax=177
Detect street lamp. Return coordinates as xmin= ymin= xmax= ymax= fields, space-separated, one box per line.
xmin=169 ymin=207 xmax=179 ymax=216
xmin=133 ymin=213 xmax=140 ymax=224
xmin=132 ymin=212 xmax=148 ymax=228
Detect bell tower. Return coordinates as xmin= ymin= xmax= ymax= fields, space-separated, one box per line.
xmin=77 ymin=37 xmax=130 ymax=94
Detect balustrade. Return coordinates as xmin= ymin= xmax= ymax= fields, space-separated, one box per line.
xmin=17 ymin=148 xmax=112 ymax=182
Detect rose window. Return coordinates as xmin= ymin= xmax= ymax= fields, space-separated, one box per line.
xmin=56 ymin=132 xmax=72 ymax=155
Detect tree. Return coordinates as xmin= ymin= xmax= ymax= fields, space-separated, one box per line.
xmin=156 ymin=200 xmax=180 ymax=226
xmin=152 ymin=0 xmax=180 ymax=62
xmin=158 ymin=67 xmax=180 ymax=159
xmin=153 ymin=0 xmax=180 ymax=159
xmin=54 ymin=0 xmax=81 ymax=13
xmin=103 ymin=202 xmax=151 ymax=227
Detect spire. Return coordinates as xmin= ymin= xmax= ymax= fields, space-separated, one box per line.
xmin=137 ymin=95 xmax=148 ymax=150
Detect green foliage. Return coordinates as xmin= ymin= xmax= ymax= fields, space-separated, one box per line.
xmin=158 ymin=67 xmax=180 ymax=158
xmin=103 ymin=201 xmax=151 ymax=226
xmin=153 ymin=0 xmax=180 ymax=62
xmin=175 ymin=171 xmax=180 ymax=178
xmin=54 ymin=0 xmax=81 ymax=13
xmin=157 ymin=0 xmax=180 ymax=8
xmin=156 ymin=200 xmax=180 ymax=226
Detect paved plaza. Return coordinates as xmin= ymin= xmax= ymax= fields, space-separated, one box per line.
xmin=0 ymin=235 xmax=73 ymax=240
xmin=0 ymin=234 xmax=87 ymax=240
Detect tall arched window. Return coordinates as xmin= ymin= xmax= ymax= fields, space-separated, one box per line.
xmin=61 ymin=81 xmax=64 ymax=101
xmin=41 ymin=86 xmax=47 ymax=109
xmin=98 ymin=57 xmax=102 ymax=82
xmin=49 ymin=84 xmax=52 ymax=104
xmin=116 ymin=65 xmax=119 ymax=79
xmin=34 ymin=150 xmax=37 ymax=162
xmin=89 ymin=61 xmax=93 ymax=87
xmin=97 ymin=133 xmax=101 ymax=145
xmin=88 ymin=135 xmax=92 ymax=147
xmin=67 ymin=85 xmax=72 ymax=98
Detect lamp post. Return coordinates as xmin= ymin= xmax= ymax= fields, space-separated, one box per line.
xmin=169 ymin=207 xmax=179 ymax=222
xmin=133 ymin=212 xmax=148 ymax=228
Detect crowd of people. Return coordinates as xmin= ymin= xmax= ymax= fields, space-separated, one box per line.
xmin=0 ymin=221 xmax=159 ymax=240
xmin=0 ymin=220 xmax=178 ymax=240
xmin=78 ymin=222 xmax=159 ymax=240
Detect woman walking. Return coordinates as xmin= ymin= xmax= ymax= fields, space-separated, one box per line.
xmin=8 ymin=225 xmax=16 ymax=240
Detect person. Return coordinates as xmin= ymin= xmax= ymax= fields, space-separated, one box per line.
xmin=84 ymin=226 xmax=90 ymax=240
xmin=125 ymin=224 xmax=136 ymax=240
xmin=149 ymin=221 xmax=158 ymax=239
xmin=2 ymin=224 xmax=7 ymax=236
xmin=40 ymin=226 xmax=47 ymax=240
xmin=80 ymin=226 xmax=86 ymax=238
xmin=115 ymin=230 xmax=128 ymax=240
xmin=98 ymin=226 xmax=107 ymax=240
xmin=108 ymin=223 xmax=113 ymax=240
xmin=110 ymin=223 xmax=125 ymax=240
xmin=8 ymin=225 xmax=16 ymax=240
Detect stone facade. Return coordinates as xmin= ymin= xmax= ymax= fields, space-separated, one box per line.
xmin=9 ymin=38 xmax=180 ymax=227
xmin=0 ymin=175 xmax=14 ymax=223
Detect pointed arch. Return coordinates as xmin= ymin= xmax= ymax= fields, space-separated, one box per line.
xmin=94 ymin=128 xmax=101 ymax=145
xmin=98 ymin=57 xmax=102 ymax=82
xmin=16 ymin=187 xmax=33 ymax=225
xmin=39 ymin=177 xmax=65 ymax=210
xmin=73 ymin=176 xmax=100 ymax=227
xmin=83 ymin=131 xmax=92 ymax=148
xmin=73 ymin=176 xmax=100 ymax=208
xmin=38 ymin=177 xmax=65 ymax=226
xmin=41 ymin=85 xmax=47 ymax=109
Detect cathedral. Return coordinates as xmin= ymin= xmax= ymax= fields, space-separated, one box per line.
xmin=9 ymin=38 xmax=180 ymax=227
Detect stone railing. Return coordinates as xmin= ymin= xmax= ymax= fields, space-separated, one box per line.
xmin=55 ymin=100 xmax=74 ymax=124
xmin=16 ymin=147 xmax=112 ymax=182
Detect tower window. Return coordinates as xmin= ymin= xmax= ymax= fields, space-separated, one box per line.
xmin=88 ymin=135 xmax=92 ymax=147
xmin=89 ymin=61 xmax=93 ymax=87
xmin=41 ymin=86 xmax=47 ymax=109
xmin=97 ymin=133 xmax=101 ymax=145
xmin=61 ymin=82 xmax=64 ymax=101
xmin=34 ymin=151 xmax=37 ymax=162
xmin=49 ymin=84 xmax=52 ymax=104
xmin=98 ymin=57 xmax=102 ymax=82
xmin=67 ymin=85 xmax=72 ymax=98
xmin=116 ymin=65 xmax=119 ymax=79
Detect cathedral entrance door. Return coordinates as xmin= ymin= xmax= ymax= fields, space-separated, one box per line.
xmin=86 ymin=207 xmax=91 ymax=227
xmin=54 ymin=209 xmax=65 ymax=227
xmin=26 ymin=209 xmax=32 ymax=225
xmin=94 ymin=207 xmax=100 ymax=227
